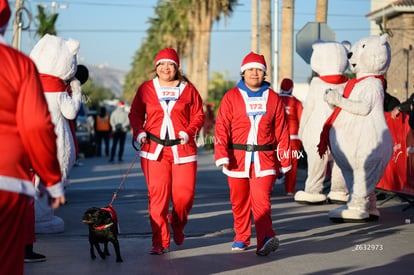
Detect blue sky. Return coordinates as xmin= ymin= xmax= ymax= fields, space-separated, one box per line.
xmin=5 ymin=0 xmax=371 ymax=83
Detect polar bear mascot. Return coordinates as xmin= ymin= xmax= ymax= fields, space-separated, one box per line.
xmin=30 ymin=34 xmax=81 ymax=232
xmin=319 ymin=34 xmax=393 ymax=222
xmin=295 ymin=41 xmax=349 ymax=205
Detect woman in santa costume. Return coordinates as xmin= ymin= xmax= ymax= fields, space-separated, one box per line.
xmin=279 ymin=78 xmax=303 ymax=195
xmin=0 ymin=1 xmax=65 ymax=274
xmin=129 ymin=48 xmax=204 ymax=255
xmin=215 ymin=52 xmax=291 ymax=256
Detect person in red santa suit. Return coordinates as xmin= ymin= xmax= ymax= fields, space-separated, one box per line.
xmin=215 ymin=52 xmax=291 ymax=256
xmin=129 ymin=48 xmax=204 ymax=255
xmin=279 ymin=78 xmax=303 ymax=195
xmin=0 ymin=1 xmax=65 ymax=274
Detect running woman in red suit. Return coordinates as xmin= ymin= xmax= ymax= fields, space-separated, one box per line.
xmin=279 ymin=78 xmax=303 ymax=195
xmin=215 ymin=52 xmax=292 ymax=256
xmin=129 ymin=48 xmax=204 ymax=255
xmin=0 ymin=1 xmax=65 ymax=274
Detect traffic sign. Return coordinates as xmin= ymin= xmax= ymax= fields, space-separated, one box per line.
xmin=296 ymin=22 xmax=336 ymax=64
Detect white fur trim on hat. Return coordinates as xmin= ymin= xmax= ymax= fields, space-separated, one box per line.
xmin=241 ymin=62 xmax=266 ymax=73
xmin=156 ymin=58 xmax=177 ymax=66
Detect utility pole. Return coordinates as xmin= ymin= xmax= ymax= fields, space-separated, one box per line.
xmin=12 ymin=0 xmax=24 ymax=50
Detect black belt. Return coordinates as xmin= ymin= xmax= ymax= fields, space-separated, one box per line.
xmin=147 ymin=132 xmax=181 ymax=146
xmin=228 ymin=143 xmax=274 ymax=152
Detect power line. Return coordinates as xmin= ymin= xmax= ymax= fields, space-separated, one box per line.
xmin=28 ymin=0 xmax=153 ymax=8
xmin=16 ymin=27 xmax=368 ymax=34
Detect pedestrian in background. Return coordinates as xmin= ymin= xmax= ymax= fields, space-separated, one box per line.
xmin=279 ymin=78 xmax=303 ymax=195
xmin=391 ymin=93 xmax=414 ymax=119
xmin=214 ymin=52 xmax=291 ymax=256
xmin=95 ymin=106 xmax=111 ymax=157
xmin=129 ymin=48 xmax=204 ymax=255
xmin=109 ymin=101 xmax=130 ymax=162
xmin=0 ymin=1 xmax=65 ymax=274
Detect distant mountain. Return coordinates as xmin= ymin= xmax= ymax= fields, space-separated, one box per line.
xmin=86 ymin=64 xmax=127 ymax=98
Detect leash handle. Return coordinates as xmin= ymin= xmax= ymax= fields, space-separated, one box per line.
xmin=109 ymin=150 xmax=140 ymax=205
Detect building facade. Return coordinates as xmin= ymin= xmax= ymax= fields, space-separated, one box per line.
xmin=367 ymin=0 xmax=414 ymax=101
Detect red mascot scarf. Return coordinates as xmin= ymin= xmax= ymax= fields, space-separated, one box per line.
xmin=39 ymin=74 xmax=79 ymax=156
xmin=317 ymin=75 xmax=385 ymax=158
xmin=318 ymin=75 xmax=348 ymax=85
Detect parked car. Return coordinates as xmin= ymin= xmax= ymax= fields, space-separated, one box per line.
xmin=75 ymin=103 xmax=95 ymax=157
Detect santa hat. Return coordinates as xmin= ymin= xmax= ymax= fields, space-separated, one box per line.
xmin=0 ymin=0 xmax=11 ymax=32
xmin=241 ymin=52 xmax=267 ymax=73
xmin=155 ymin=48 xmax=180 ymax=67
xmin=280 ymin=78 xmax=294 ymax=94
xmin=117 ymin=101 xmax=124 ymax=107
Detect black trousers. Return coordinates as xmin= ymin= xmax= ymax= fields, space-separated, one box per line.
xmin=96 ymin=131 xmax=110 ymax=156
xmin=110 ymin=131 xmax=126 ymax=161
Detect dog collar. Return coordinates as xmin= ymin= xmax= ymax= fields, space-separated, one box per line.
xmin=94 ymin=222 xmax=113 ymax=230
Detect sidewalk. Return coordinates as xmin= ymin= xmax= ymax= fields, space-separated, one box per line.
xmin=25 ymin=140 xmax=414 ymax=275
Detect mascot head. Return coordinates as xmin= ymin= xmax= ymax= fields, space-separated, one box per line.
xmin=348 ymin=34 xmax=391 ymax=77
xmin=311 ymin=40 xmax=350 ymax=76
xmin=30 ymin=34 xmax=80 ymax=81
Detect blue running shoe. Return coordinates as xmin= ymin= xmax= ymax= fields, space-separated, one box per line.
xmin=256 ymin=237 xmax=279 ymax=256
xmin=232 ymin=241 xmax=248 ymax=251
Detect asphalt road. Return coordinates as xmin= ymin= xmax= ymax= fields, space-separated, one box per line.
xmin=25 ymin=135 xmax=414 ymax=275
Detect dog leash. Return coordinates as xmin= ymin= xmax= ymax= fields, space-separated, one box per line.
xmin=109 ymin=150 xmax=140 ymax=206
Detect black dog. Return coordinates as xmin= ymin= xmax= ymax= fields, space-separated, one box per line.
xmin=82 ymin=205 xmax=123 ymax=262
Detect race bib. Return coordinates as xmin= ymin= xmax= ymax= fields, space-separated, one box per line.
xmin=158 ymin=87 xmax=180 ymax=101
xmin=245 ymin=98 xmax=267 ymax=116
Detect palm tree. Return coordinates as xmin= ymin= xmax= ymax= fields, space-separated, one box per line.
xmin=123 ymin=0 xmax=238 ymax=102
xmin=123 ymin=1 xmax=189 ymax=101
xmin=188 ymin=0 xmax=237 ymax=101
xmin=316 ymin=0 xmax=328 ymax=23
xmin=35 ymin=5 xmax=58 ymax=37
xmin=279 ymin=0 xmax=294 ymax=82
xmin=259 ymin=0 xmax=272 ymax=85
xmin=251 ymin=0 xmax=259 ymax=52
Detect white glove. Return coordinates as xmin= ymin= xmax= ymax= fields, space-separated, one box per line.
xmin=179 ymin=131 xmax=189 ymax=145
xmin=137 ymin=132 xmax=147 ymax=145
xmin=324 ymin=88 xmax=342 ymax=108
xmin=70 ymin=78 xmax=82 ymax=95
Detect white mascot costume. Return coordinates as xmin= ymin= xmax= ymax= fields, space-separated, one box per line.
xmin=30 ymin=34 xmax=82 ymax=233
xmin=295 ymin=41 xmax=348 ymax=204
xmin=321 ymin=34 xmax=393 ymax=222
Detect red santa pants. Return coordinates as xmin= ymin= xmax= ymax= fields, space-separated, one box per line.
xmin=0 ymin=190 xmax=29 ymax=275
xmin=284 ymin=139 xmax=302 ymax=194
xmin=227 ymin=164 xmax=276 ymax=251
xmin=141 ymin=148 xmax=197 ymax=249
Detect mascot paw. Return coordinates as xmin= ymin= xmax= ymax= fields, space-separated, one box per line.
xmin=70 ymin=78 xmax=82 ymax=94
xmin=327 ymin=191 xmax=348 ymax=205
xmin=323 ymin=88 xmax=341 ymax=107
xmin=294 ymin=191 xmax=327 ymax=205
xmin=328 ymin=205 xmax=377 ymax=223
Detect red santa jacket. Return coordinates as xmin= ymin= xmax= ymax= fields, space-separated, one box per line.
xmin=279 ymin=93 xmax=303 ymax=140
xmin=0 ymin=42 xmax=62 ymax=198
xmin=129 ymin=78 xmax=204 ymax=164
xmin=215 ymin=87 xmax=292 ymax=178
